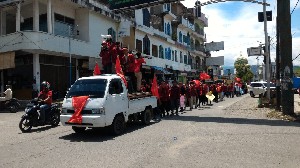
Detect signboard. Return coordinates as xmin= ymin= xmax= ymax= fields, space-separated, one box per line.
xmin=0 ymin=52 xmax=15 ymax=70
xmin=205 ymin=41 xmax=224 ymax=51
xmin=206 ymin=56 xmax=224 ymax=66
xmin=109 ymin=0 xmax=181 ymax=10
xmin=118 ymin=20 xmax=131 ymax=37
xmin=247 ymin=47 xmax=262 ymax=56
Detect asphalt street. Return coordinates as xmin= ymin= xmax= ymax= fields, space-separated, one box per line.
xmin=0 ymin=95 xmax=300 ymax=168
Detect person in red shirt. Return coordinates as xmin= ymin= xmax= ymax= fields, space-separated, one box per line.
xmin=99 ymin=41 xmax=111 ymax=74
xmin=170 ymin=81 xmax=181 ymax=115
xmin=159 ymin=81 xmax=170 ymax=117
xmin=120 ymin=47 xmax=136 ymax=93
xmin=109 ymin=42 xmax=123 ymax=74
xmin=189 ymin=81 xmax=197 ymax=110
xmin=37 ymin=81 xmax=52 ymax=124
xmin=134 ymin=52 xmax=146 ymax=92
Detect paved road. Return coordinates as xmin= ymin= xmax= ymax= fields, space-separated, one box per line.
xmin=0 ymin=95 xmax=299 ymax=168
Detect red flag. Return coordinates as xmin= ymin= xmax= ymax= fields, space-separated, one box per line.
xmin=68 ymin=96 xmax=89 ymax=124
xmin=115 ymin=56 xmax=128 ymax=87
xmin=193 ymin=80 xmax=201 ymax=87
xmin=93 ymin=62 xmax=101 ymax=76
xmin=151 ymin=75 xmax=159 ymax=99
xmin=235 ymin=77 xmax=241 ymax=82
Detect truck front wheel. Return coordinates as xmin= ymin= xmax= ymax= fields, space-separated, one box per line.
xmin=141 ymin=108 xmax=152 ymax=125
xmin=110 ymin=114 xmax=125 ymax=135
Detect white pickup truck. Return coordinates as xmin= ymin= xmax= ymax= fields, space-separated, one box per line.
xmin=60 ymin=74 xmax=157 ymax=135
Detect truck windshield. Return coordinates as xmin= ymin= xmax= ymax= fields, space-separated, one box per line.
xmin=66 ymin=79 xmax=107 ymax=98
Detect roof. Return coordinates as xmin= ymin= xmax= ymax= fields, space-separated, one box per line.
xmin=78 ymin=74 xmax=121 ymax=80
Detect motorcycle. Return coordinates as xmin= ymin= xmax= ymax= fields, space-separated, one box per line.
xmin=0 ymin=98 xmax=20 ymax=113
xmin=19 ymin=98 xmax=61 ymax=133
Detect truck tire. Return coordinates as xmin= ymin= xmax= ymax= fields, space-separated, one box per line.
xmin=110 ymin=114 xmax=125 ymax=135
xmin=72 ymin=126 xmax=86 ymax=133
xmin=141 ymin=108 xmax=152 ymax=125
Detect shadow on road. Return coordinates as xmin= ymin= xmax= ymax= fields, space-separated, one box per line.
xmin=163 ymin=115 xmax=300 ymax=127
xmin=59 ymin=122 xmax=157 ymax=142
xmin=20 ymin=125 xmax=55 ymax=133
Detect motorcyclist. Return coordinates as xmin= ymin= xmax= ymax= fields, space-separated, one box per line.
xmin=37 ymin=81 xmax=52 ymax=124
xmin=0 ymin=85 xmax=12 ymax=102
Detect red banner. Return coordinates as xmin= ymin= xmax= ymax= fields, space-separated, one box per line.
xmin=151 ymin=75 xmax=159 ymax=99
xmin=68 ymin=96 xmax=89 ymax=124
xmin=115 ymin=56 xmax=128 ymax=87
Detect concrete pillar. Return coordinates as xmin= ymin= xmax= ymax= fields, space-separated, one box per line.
xmin=47 ymin=0 xmax=53 ymax=33
xmin=76 ymin=59 xmax=79 ymax=79
xmin=16 ymin=3 xmax=21 ymax=32
xmin=0 ymin=9 xmax=2 ymax=36
xmin=33 ymin=54 xmax=41 ymax=92
xmin=1 ymin=71 xmax=3 ymax=93
xmin=1 ymin=10 xmax=6 ymax=35
xmin=33 ymin=0 xmax=39 ymax=31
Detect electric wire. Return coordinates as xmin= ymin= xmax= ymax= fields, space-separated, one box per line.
xmin=291 ymin=0 xmax=299 ymax=15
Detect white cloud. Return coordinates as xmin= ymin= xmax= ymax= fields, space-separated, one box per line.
xmin=182 ymin=0 xmax=300 ymax=66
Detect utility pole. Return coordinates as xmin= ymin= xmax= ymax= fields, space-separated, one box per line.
xmin=277 ymin=0 xmax=294 ymax=115
xmin=263 ymin=0 xmax=270 ymax=102
xmin=69 ymin=25 xmax=72 ymax=87
xmin=275 ymin=17 xmax=281 ymax=111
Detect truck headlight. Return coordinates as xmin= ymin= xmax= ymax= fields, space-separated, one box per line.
xmin=92 ymin=107 xmax=105 ymax=115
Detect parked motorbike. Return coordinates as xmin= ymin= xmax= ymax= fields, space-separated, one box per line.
xmin=19 ymin=98 xmax=60 ymax=133
xmin=0 ymin=98 xmax=20 ymax=113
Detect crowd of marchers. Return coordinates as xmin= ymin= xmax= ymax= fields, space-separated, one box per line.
xmin=98 ymin=38 xmax=248 ymax=118
xmin=153 ymin=80 xmax=248 ymax=118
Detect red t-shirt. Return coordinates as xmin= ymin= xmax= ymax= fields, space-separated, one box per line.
xmin=134 ymin=58 xmax=145 ymax=73
xmin=38 ymin=90 xmax=53 ymax=105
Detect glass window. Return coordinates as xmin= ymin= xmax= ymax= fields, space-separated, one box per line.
xmin=159 ymin=45 xmax=164 ymax=59
xmin=109 ymin=79 xmax=123 ymax=94
xmin=142 ymin=8 xmax=151 ymax=27
xmin=66 ymin=79 xmax=107 ymax=98
xmin=175 ymin=50 xmax=178 ymax=62
xmin=180 ymin=51 xmax=183 ymax=63
xmin=136 ymin=39 xmax=143 ymax=53
xmin=152 ymin=45 xmax=158 ymax=57
xmin=143 ymin=35 xmax=150 ymax=55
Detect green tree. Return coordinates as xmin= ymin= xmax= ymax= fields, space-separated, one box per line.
xmin=234 ymin=57 xmax=254 ymax=82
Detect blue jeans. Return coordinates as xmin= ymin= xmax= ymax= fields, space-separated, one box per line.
xmin=40 ymin=104 xmax=51 ymax=122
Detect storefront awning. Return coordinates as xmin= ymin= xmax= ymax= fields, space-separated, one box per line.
xmin=152 ymin=66 xmax=172 ymax=75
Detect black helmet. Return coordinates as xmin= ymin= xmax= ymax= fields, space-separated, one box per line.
xmin=41 ymin=81 xmax=50 ymax=90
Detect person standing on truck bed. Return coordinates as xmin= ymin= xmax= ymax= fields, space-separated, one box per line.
xmin=120 ymin=47 xmax=136 ymax=93
xmin=134 ymin=52 xmax=146 ymax=92
xmin=99 ymin=41 xmax=111 ymax=74
xmin=110 ymin=42 xmax=123 ymax=74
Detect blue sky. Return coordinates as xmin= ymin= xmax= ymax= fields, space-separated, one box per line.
xmin=182 ymin=0 xmax=300 ymax=66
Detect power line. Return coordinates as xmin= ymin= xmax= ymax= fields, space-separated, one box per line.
xmin=291 ymin=0 xmax=299 ymax=14
xmin=292 ymin=53 xmax=300 ymax=61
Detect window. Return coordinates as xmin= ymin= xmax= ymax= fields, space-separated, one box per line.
xmin=143 ymin=35 xmax=150 ymax=55
xmin=184 ymin=55 xmax=187 ymax=64
xmin=108 ymin=27 xmax=116 ymax=42
xmin=66 ymin=79 xmax=107 ymax=98
xmin=180 ymin=51 xmax=183 ymax=63
xmin=142 ymin=8 xmax=150 ymax=27
xmin=172 ymin=50 xmax=174 ymax=61
xmin=175 ymin=50 xmax=178 ymax=62
xmin=136 ymin=39 xmax=143 ymax=53
xmin=109 ymin=79 xmax=124 ymax=95
xmin=54 ymin=13 xmax=75 ymax=37
xmin=152 ymin=45 xmax=158 ymax=57
xmin=167 ymin=23 xmax=171 ymax=36
xmin=159 ymin=45 xmax=164 ymax=59
xmin=179 ymin=31 xmax=182 ymax=43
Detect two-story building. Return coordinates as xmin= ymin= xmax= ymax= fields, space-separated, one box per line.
xmin=0 ymin=0 xmax=208 ymax=100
